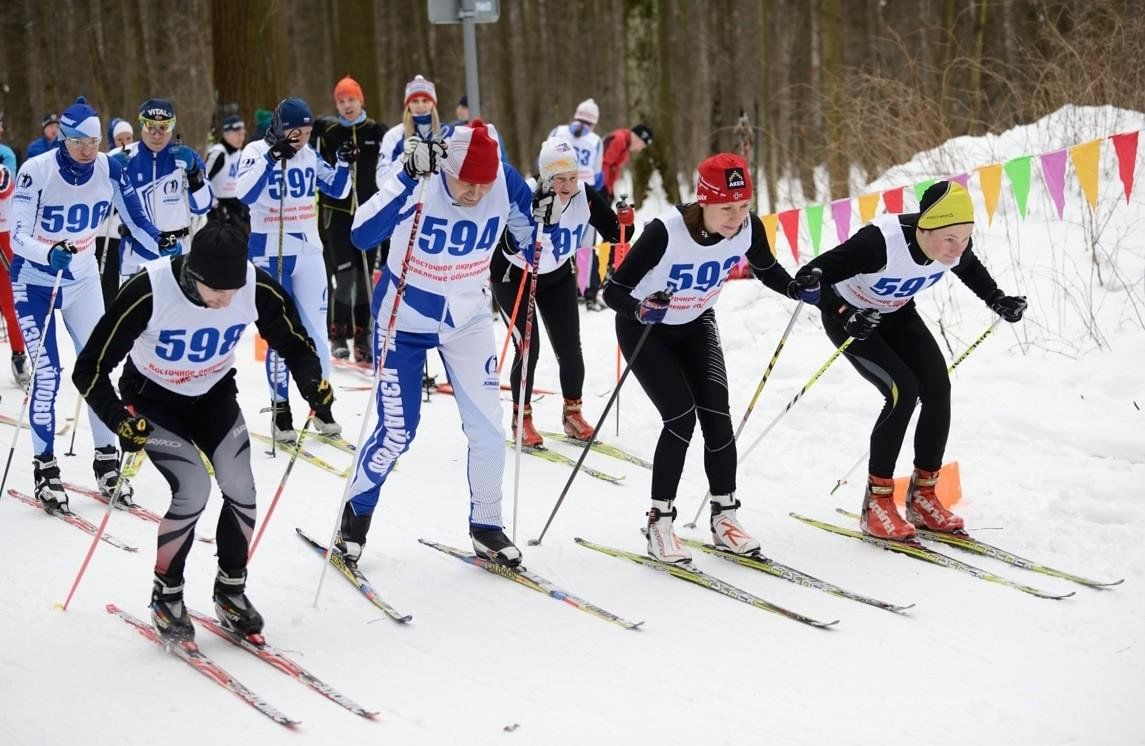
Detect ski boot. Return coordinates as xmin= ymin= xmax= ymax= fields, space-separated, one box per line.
xmin=646 ymin=498 xmax=690 ymax=564
xmin=272 ymin=401 xmax=297 ymax=443
xmin=213 ymin=567 xmax=264 ymax=637
xmin=312 ymin=404 xmax=343 ymax=437
xmin=335 ymin=502 xmax=373 ymax=567
xmin=93 ymin=445 xmax=135 ymax=508
xmin=561 ymin=399 xmax=595 ymax=441
xmin=470 ymin=525 xmax=522 ymax=567
xmin=33 ymin=455 xmax=71 ymax=515
xmin=710 ymin=493 xmax=761 ymax=555
xmin=511 ymin=404 xmax=543 ymax=448
xmin=11 ymin=351 xmax=30 ymax=390
xmin=331 ymin=338 xmax=350 ymax=360
xmin=860 ymin=475 xmax=917 ymax=541
xmin=353 ymin=325 xmax=373 ymax=366
xmin=151 ymin=573 xmax=195 ymax=643
xmin=905 ymin=467 xmax=964 ymax=533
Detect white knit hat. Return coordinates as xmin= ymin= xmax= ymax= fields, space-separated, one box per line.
xmin=573 ymin=98 xmax=599 ymax=125
xmin=538 ymin=138 xmax=579 ymax=180
xmin=404 ymin=75 xmax=437 ymax=107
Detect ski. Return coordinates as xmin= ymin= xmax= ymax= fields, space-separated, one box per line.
xmin=122 ymin=449 xmax=148 ymax=478
xmin=419 ymin=539 xmax=643 ymax=631
xmin=835 ymin=508 xmax=1123 ymax=589
xmin=310 ymin=433 xmax=357 ymax=455
xmin=107 ymin=604 xmax=299 ymax=728
xmin=433 ymin=380 xmax=556 ymax=397
xmin=790 ymin=512 xmax=1075 ymax=600
xmin=7 ymin=489 xmax=138 ymax=553
xmin=682 ymin=538 xmax=913 ymax=613
xmin=539 ymin=432 xmax=653 ymax=469
xmin=0 ymin=412 xmax=72 ymax=436
xmin=506 ymin=441 xmax=624 ymax=485
xmin=575 ymin=537 xmax=838 ymax=628
xmin=186 ymin=609 xmax=379 ymax=719
xmin=63 ymin=481 xmax=216 ymax=544
xmin=250 ymin=433 xmax=350 ymax=478
xmin=331 ymin=357 xmax=374 ymax=379
xmin=296 ymin=528 xmax=412 ymax=623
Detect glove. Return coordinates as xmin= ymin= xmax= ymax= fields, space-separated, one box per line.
xmin=531 ymin=182 xmax=558 ymax=227
xmin=635 ymin=290 xmax=672 ymax=325
xmin=788 ymin=267 xmax=822 ymax=304
xmin=115 ymin=414 xmax=153 ymax=452
xmin=837 ymin=305 xmax=881 ymax=340
xmin=170 ymin=142 xmax=199 ymax=177
xmin=301 ymin=378 xmax=335 ymax=411
xmin=48 ymin=241 xmax=76 ymax=271
xmin=157 ymin=232 xmax=182 ymax=257
xmin=111 ymin=150 xmax=132 ymax=170
xmin=268 ymin=137 xmax=298 ymax=162
xmin=616 ymin=196 xmax=635 ymax=228
xmin=401 ymin=137 xmax=446 ymax=179
xmin=988 ymin=290 xmax=1027 ymax=322
xmin=336 ymin=141 xmax=359 ymax=164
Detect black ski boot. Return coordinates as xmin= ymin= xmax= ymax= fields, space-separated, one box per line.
xmin=213 ymin=567 xmax=264 ymax=637
xmin=353 ymin=325 xmax=373 ymax=365
xmin=33 ymin=455 xmax=71 ymax=515
xmin=331 ymin=338 xmax=350 ymax=360
xmin=151 ymin=574 xmax=195 ymax=643
xmin=470 ymin=525 xmax=522 ymax=568
xmin=272 ymin=401 xmax=297 ymax=443
xmin=93 ymin=445 xmax=135 ymax=508
xmin=335 ymin=502 xmax=372 ymax=567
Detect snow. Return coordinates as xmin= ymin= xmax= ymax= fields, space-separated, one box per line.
xmin=2 ymin=106 xmax=1143 ymax=745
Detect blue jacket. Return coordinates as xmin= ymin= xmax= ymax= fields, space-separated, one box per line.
xmin=120 ymin=142 xmax=212 ymax=261
xmin=25 ymin=136 xmax=55 ymax=161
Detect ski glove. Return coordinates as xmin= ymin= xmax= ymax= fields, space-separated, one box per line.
xmin=301 ymin=378 xmax=335 ymax=410
xmin=268 ymin=137 xmax=298 ymax=162
xmin=988 ymin=290 xmax=1027 ymax=323
xmin=111 ymin=150 xmax=132 ymax=170
xmin=48 ymin=241 xmax=77 ymax=271
xmin=336 ymin=141 xmax=360 ymax=164
xmin=789 ymin=266 xmax=822 ymax=304
xmin=532 ymin=182 xmax=559 ymax=227
xmin=157 ymin=232 xmax=182 ymax=257
xmin=116 ymin=414 xmax=153 ymax=452
xmin=616 ymin=196 xmax=635 ymax=228
xmin=402 ymin=137 xmax=446 ymax=179
xmin=837 ymin=305 xmax=881 ymax=340
xmin=635 ymin=290 xmax=672 ymax=325
xmin=170 ymin=142 xmax=199 ymax=176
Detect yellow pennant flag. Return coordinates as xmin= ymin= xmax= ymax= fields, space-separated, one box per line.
xmin=976 ymin=163 xmax=1003 ymax=225
xmin=858 ymin=193 xmax=881 ymax=223
xmin=761 ymin=214 xmax=779 ymax=257
xmin=1069 ymin=138 xmax=1102 ymax=209
xmin=595 ymin=243 xmax=612 ymax=283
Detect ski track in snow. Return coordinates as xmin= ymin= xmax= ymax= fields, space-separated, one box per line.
xmin=1 ymin=105 xmax=1143 ymax=745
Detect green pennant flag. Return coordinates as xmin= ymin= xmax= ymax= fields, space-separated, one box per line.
xmin=913 ymin=178 xmax=938 ymax=203
xmin=805 ymin=204 xmax=825 ymax=256
xmin=1003 ymin=155 xmax=1033 ymax=220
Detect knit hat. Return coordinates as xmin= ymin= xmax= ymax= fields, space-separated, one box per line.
xmin=404 ymin=75 xmax=437 ymax=107
xmin=632 ymin=123 xmax=654 ymax=146
xmin=59 ymin=97 xmax=101 ymax=139
xmin=537 ymin=138 xmax=579 ymax=181
xmin=333 ymin=75 xmax=364 ymax=102
xmin=917 ymin=181 xmax=975 ymax=230
xmin=42 ymin=113 xmax=60 ymax=129
xmin=138 ymin=98 xmax=175 ymax=122
xmin=441 ymin=118 xmax=500 ymax=185
xmin=695 ymin=153 xmax=752 ymax=204
xmin=573 ymin=98 xmax=599 ymax=125
xmin=273 ymin=97 xmax=313 ymax=130
xmin=109 ymin=118 xmax=133 ymax=141
xmin=221 ymin=115 xmax=245 ymax=132
xmin=187 ymin=220 xmax=250 ymax=290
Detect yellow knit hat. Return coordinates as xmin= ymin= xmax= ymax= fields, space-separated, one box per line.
xmin=918 ymin=181 xmax=975 ymax=230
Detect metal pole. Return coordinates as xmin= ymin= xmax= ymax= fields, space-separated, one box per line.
xmin=460 ymin=0 xmax=481 ymax=118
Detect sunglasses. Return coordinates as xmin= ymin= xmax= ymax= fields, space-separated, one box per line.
xmin=64 ymin=135 xmax=102 ymax=148
xmin=139 ymin=117 xmax=177 ymax=133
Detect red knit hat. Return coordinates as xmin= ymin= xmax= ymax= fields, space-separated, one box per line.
xmin=333 ymin=76 xmax=364 ymax=102
xmin=442 ymin=119 xmax=500 ymax=185
xmin=695 ymin=153 xmax=752 ymax=204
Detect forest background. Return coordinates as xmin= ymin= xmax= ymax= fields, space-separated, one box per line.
xmin=2 ymin=0 xmax=1143 ymax=210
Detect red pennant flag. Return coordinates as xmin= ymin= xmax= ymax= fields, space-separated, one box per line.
xmin=778 ymin=209 xmax=801 ymax=262
xmin=882 ymin=186 xmax=904 ymax=214
xmin=1110 ymin=130 xmax=1140 ymax=204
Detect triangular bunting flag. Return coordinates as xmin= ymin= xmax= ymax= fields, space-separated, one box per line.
xmin=595 ymin=243 xmax=612 ymax=283
xmin=805 ymin=204 xmax=825 ymax=256
xmin=976 ymin=163 xmax=1003 ymax=225
xmin=761 ymin=213 xmax=779 ymax=257
xmin=858 ymin=193 xmax=880 ymax=223
xmin=1003 ymin=156 xmax=1032 ymax=220
xmin=1110 ymin=130 xmax=1139 ymax=203
xmin=882 ymin=186 xmax=904 ymax=214
xmin=1069 ymin=138 xmax=1101 ymax=209
xmin=949 ymin=172 xmax=970 ymax=189
xmin=830 ymin=199 xmax=851 ymax=244
xmin=913 ymin=178 xmax=938 ymax=203
xmin=778 ymin=209 xmax=801 ymax=262
xmin=575 ymin=246 xmax=592 ymax=293
xmin=1039 ymin=149 xmax=1068 ymax=219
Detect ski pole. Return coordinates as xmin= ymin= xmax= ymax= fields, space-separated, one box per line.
xmin=511 ymin=226 xmax=544 ymax=543
xmin=248 ymin=412 xmax=314 ymax=561
xmin=313 ymin=175 xmax=430 ymax=608
xmin=0 ymin=269 xmax=66 ymax=498
xmin=685 ymin=335 xmax=855 ymax=529
xmin=268 ymin=157 xmax=287 ymax=458
xmin=496 ymin=265 xmax=529 ymax=374
xmin=529 ymin=297 xmax=666 ymax=547
xmin=58 ymin=452 xmax=129 ymax=610
xmin=828 ymin=317 xmax=1003 ymax=496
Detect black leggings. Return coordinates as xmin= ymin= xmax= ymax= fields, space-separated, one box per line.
xmin=321 ymin=208 xmax=377 ymax=340
xmin=490 ymin=257 xmax=585 ymax=405
xmin=617 ymin=310 xmax=735 ymax=501
xmin=822 ymin=301 xmax=951 ymax=478
xmin=93 ymin=236 xmax=121 ymax=308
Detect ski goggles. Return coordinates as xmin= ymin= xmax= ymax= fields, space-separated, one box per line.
xmin=63 ymin=135 xmax=102 ymax=149
xmin=139 ymin=116 xmax=177 ymax=133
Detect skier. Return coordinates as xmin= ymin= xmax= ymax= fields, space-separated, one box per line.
xmin=345 ymin=119 xmax=543 ymax=568
xmin=794 ymin=180 xmax=1027 ymax=541
xmin=72 ymin=219 xmax=333 ymax=642
xmin=8 ymin=96 xmax=165 ymax=512
xmin=116 ymin=98 xmax=213 ymax=283
xmin=107 ymin=118 xmax=134 ymax=150
xmin=375 ymin=74 xmax=446 ymax=180
xmin=602 ymin=153 xmax=820 ymax=564
xmin=599 ymin=123 xmax=653 ymax=205
xmin=310 ymin=76 xmax=386 ymax=364
xmin=204 ymin=115 xmax=249 ymax=227
xmin=491 ymin=138 xmax=629 ymax=448
xmin=236 ymin=96 xmax=350 ymax=441
xmin=0 ymin=158 xmax=30 ymax=387
xmin=24 ymin=113 xmax=59 ymax=161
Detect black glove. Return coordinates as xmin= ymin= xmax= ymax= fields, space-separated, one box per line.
xmin=987 ymin=290 xmax=1027 ymax=323
xmin=336 ymin=141 xmax=359 ymax=164
xmin=836 ymin=304 xmax=881 ymax=340
xmin=635 ymin=290 xmax=672 ymax=325
xmin=268 ymin=137 xmax=298 ymax=162
xmin=788 ymin=267 xmax=822 ymax=304
xmin=531 ymin=182 xmax=558 ymax=227
xmin=115 ymin=414 xmax=153 ymax=452
xmin=402 ymin=137 xmax=446 ymax=179
xmin=301 ymin=379 xmax=335 ymax=411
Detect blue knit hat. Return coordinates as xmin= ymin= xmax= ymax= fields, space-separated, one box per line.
xmin=274 ymin=97 xmax=312 ymax=131
xmin=59 ymin=97 xmax=101 ymax=139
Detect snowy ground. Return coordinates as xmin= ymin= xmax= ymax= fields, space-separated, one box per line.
xmin=1 ymin=108 xmax=1143 ymax=745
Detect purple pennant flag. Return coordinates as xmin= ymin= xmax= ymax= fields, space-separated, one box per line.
xmin=831 ymin=198 xmax=851 ymax=244
xmin=575 ymin=246 xmax=592 ymax=293
xmin=1039 ymin=149 xmax=1068 ymax=219
xmin=949 ymin=172 xmax=970 ymax=189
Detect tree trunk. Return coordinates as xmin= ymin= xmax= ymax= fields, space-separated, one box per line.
xmin=624 ymin=0 xmax=658 ymax=206
xmin=212 ymin=0 xmax=287 ymax=130
xmin=821 ymin=0 xmax=847 ymax=200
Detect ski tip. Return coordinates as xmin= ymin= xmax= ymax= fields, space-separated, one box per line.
xmin=1092 ymin=578 xmax=1126 ymax=588
xmin=816 ymin=619 xmax=842 ymax=629
xmin=681 ymin=522 xmax=697 ymax=529
xmin=890 ymin=603 xmax=917 ymax=614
